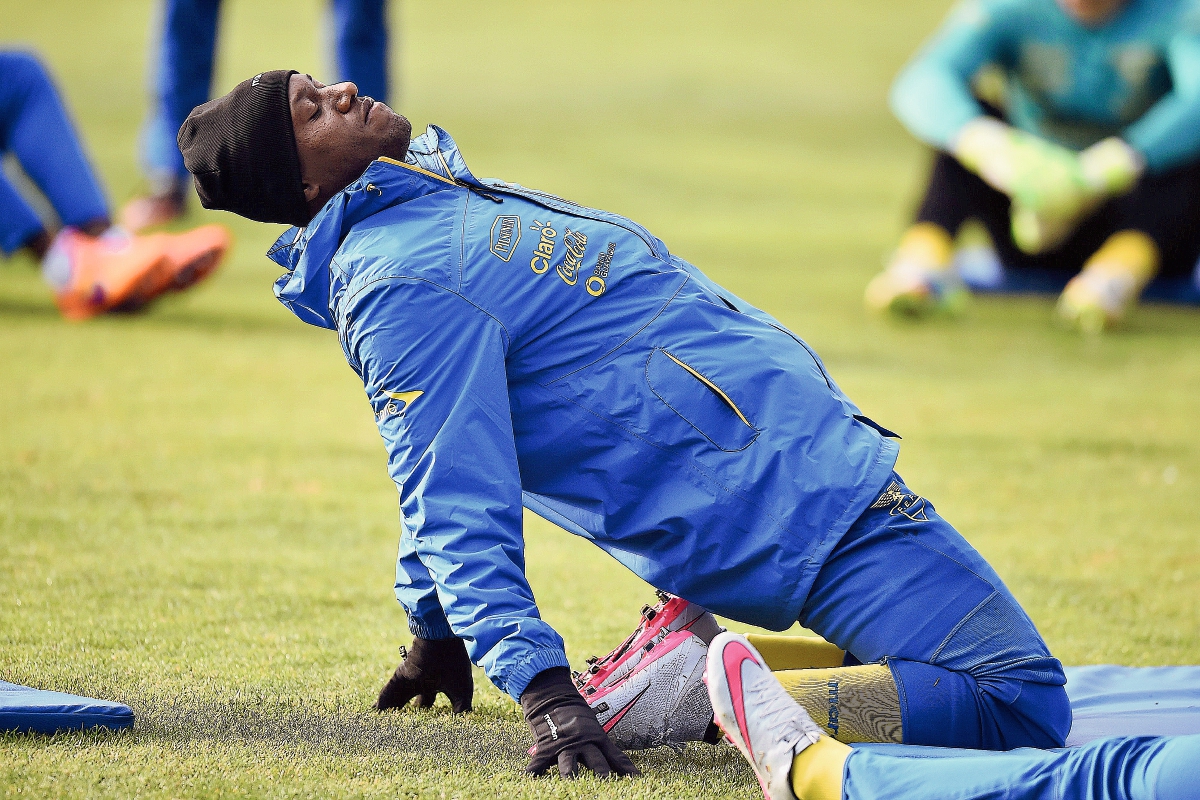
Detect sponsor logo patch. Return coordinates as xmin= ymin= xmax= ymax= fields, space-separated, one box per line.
xmin=557 ymin=228 xmax=588 ymax=286
xmin=489 ymin=215 xmax=521 ymax=262
xmin=529 ymin=220 xmax=556 ymax=274
xmin=587 ymin=242 xmax=616 ymax=297
xmin=522 ymin=216 xmax=615 ymax=298
xmin=869 ymin=481 xmax=929 ymax=521
xmin=376 ymin=389 xmax=423 ymax=422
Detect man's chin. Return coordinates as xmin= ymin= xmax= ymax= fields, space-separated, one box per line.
xmin=378 ymin=105 xmax=412 ymax=160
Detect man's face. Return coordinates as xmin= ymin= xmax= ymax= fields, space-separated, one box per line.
xmin=1056 ymin=0 xmax=1129 ymax=26
xmin=288 ymin=73 xmax=413 ymax=213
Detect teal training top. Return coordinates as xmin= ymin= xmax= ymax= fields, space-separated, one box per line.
xmin=890 ymin=0 xmax=1200 ymax=171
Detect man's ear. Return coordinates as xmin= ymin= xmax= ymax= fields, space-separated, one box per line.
xmin=302 ymin=181 xmax=321 ymax=204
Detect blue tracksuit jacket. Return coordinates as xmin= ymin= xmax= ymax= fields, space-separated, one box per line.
xmin=269 ymin=127 xmax=899 ymax=700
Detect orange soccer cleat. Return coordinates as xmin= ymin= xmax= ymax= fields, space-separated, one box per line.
xmin=145 ymin=223 xmax=231 ymax=298
xmin=50 ymin=228 xmax=172 ymax=321
xmin=49 ymin=224 xmax=230 ymax=320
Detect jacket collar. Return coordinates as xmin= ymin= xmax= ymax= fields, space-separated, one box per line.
xmin=268 ymin=125 xmax=479 ymax=329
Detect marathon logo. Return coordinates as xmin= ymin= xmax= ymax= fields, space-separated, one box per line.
xmin=489 ymin=215 xmax=521 ymax=262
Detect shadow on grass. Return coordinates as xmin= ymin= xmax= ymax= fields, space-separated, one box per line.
xmin=132 ymin=695 xmax=529 ymax=768
xmin=122 ymin=694 xmax=754 ymax=783
xmin=0 ymin=296 xmax=60 ymax=319
xmin=0 ymin=294 xmax=299 ymax=335
xmin=140 ymin=306 xmax=305 ymax=335
xmin=0 ymin=682 xmax=757 ymax=792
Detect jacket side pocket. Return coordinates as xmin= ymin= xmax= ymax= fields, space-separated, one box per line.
xmin=645 ymin=348 xmax=758 ymax=452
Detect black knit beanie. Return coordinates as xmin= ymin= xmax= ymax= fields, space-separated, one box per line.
xmin=177 ymin=70 xmax=309 ymax=226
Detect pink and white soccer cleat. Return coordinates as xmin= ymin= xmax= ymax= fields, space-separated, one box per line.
xmin=576 ymin=593 xmax=721 ymax=692
xmin=574 ymin=592 xmax=723 ymax=750
xmin=583 ymin=629 xmax=713 ymax=751
xmin=706 ymin=632 xmax=824 ymax=800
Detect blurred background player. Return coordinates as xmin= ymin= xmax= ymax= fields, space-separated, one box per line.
xmin=707 ymin=631 xmax=1199 ymax=800
xmin=121 ymin=0 xmax=393 ymax=232
xmin=0 ymin=50 xmax=227 ymax=320
xmin=867 ymin=0 xmax=1200 ymax=332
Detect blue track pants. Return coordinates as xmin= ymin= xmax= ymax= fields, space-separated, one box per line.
xmin=844 ymin=735 xmax=1200 ymax=800
xmin=141 ymin=0 xmax=390 ymax=186
xmin=800 ymin=473 xmax=1071 ymax=750
xmin=0 ymin=51 xmax=108 ymax=255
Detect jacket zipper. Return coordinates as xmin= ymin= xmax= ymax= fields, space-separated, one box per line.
xmin=377 ymin=155 xmax=459 ymax=186
xmin=662 ymin=350 xmax=754 ymax=429
xmin=434 ymin=149 xmax=458 ymax=184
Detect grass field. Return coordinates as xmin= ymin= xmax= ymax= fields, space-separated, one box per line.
xmin=2 ymin=1 xmax=1198 ymax=797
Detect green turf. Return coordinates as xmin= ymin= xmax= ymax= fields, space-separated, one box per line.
xmin=1 ymin=1 xmax=1197 ymax=796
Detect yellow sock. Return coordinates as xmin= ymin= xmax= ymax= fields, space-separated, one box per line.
xmin=894 ymin=222 xmax=954 ymax=271
xmin=775 ymin=664 xmax=902 ymax=743
xmin=791 ymin=736 xmax=851 ymax=800
xmin=1082 ymin=230 xmax=1159 ymax=284
xmin=746 ymin=634 xmax=845 ymax=671
xmin=955 ymin=217 xmax=994 ymax=251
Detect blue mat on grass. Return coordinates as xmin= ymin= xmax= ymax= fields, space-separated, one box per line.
xmin=0 ymin=680 xmax=133 ymax=734
xmin=1062 ymin=665 xmax=1200 ymax=746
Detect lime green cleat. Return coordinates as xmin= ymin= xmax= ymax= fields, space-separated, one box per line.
xmin=866 ymin=223 xmax=968 ymax=318
xmin=1055 ymin=230 xmax=1159 ymax=334
xmin=864 ymin=262 xmax=968 ymax=317
xmin=1056 ymin=268 xmax=1140 ymax=334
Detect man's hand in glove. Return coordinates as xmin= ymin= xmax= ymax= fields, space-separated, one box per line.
xmin=521 ymin=667 xmax=640 ymax=779
xmin=1009 ymin=136 xmax=1145 ymax=254
xmin=954 ymin=119 xmax=1146 ymax=254
xmin=953 ymin=117 xmax=1091 ymax=217
xmin=375 ymin=637 xmax=473 ymax=713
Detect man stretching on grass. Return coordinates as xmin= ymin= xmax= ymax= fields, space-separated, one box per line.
xmin=179 ymin=70 xmax=1070 ymax=779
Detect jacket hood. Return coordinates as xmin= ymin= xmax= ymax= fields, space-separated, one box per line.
xmin=268 ymin=125 xmax=483 ymax=329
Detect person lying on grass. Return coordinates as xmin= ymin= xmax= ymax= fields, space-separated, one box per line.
xmin=179 ymin=70 xmax=1071 ymax=779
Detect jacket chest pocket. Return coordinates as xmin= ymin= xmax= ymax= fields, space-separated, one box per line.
xmin=645 ymin=348 xmax=758 ymax=452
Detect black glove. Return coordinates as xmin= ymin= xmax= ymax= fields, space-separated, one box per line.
xmin=520 ymin=667 xmax=640 ymax=779
xmin=374 ymin=637 xmax=473 ymax=713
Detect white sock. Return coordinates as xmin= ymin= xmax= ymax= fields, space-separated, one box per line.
xmin=40 ymin=229 xmax=76 ymax=291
